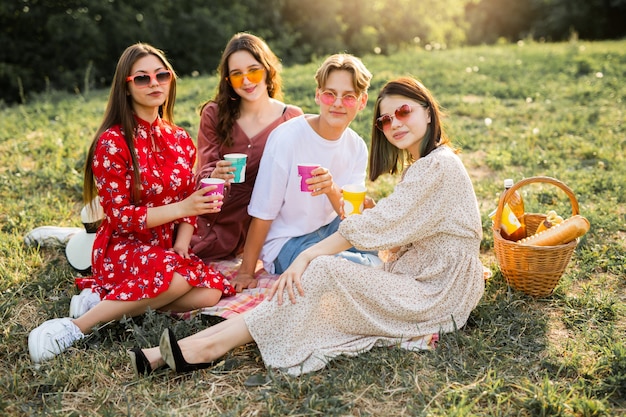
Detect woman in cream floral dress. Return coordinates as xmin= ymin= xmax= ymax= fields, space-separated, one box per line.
xmin=133 ymin=76 xmax=485 ymax=377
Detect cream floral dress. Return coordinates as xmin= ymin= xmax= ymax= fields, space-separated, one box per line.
xmin=244 ymin=146 xmax=485 ymax=375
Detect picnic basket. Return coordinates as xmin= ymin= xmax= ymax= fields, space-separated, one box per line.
xmin=492 ymin=176 xmax=580 ymax=297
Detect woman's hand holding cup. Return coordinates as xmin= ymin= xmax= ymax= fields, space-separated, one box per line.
xmin=211 ymin=160 xmax=236 ymax=183
xmin=182 ymin=187 xmax=224 ymax=216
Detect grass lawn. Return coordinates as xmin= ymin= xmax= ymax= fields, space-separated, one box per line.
xmin=0 ymin=39 xmax=624 ymax=416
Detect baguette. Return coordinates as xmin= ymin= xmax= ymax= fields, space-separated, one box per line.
xmin=518 ymin=215 xmax=590 ymax=246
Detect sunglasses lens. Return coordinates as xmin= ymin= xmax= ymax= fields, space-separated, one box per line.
xmin=228 ymin=74 xmax=244 ymax=88
xmin=320 ymin=92 xmax=335 ymax=105
xmin=156 ymin=71 xmax=172 ymax=84
xmin=376 ymin=115 xmax=392 ymax=131
xmin=133 ymin=75 xmax=151 ymax=87
xmin=247 ymin=69 xmax=264 ymax=83
xmin=396 ymin=104 xmax=412 ymax=119
xmin=342 ymin=95 xmax=357 ymax=108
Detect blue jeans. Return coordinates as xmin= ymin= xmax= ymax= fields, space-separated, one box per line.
xmin=273 ymin=216 xmax=382 ymax=274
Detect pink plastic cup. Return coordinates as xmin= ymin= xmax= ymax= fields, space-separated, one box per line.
xmin=200 ymin=178 xmax=225 ymax=196
xmin=297 ymin=164 xmax=320 ymax=192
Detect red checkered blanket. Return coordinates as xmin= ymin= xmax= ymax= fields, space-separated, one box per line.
xmin=171 ymin=258 xmax=278 ymax=320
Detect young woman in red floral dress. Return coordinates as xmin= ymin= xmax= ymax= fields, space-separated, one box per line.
xmin=28 ymin=43 xmax=235 ymax=364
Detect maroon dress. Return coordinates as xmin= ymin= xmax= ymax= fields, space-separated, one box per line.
xmin=190 ymin=102 xmax=303 ymax=261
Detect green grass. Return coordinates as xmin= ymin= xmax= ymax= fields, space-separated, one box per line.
xmin=1 ymin=39 xmax=625 ymax=416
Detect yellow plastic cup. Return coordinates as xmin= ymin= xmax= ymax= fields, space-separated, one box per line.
xmin=342 ymin=184 xmax=366 ymax=215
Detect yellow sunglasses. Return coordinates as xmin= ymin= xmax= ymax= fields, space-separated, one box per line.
xmin=227 ymin=68 xmax=265 ymax=88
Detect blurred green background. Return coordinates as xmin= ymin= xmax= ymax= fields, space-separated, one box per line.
xmin=2 ymin=0 xmax=625 ymax=104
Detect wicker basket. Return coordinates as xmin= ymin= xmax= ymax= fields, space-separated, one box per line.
xmin=492 ymin=176 xmax=580 ymax=297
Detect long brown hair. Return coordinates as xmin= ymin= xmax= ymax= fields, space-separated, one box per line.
xmin=200 ymin=32 xmax=283 ymax=147
xmin=83 ymin=43 xmax=177 ymax=207
xmin=369 ymin=77 xmax=455 ymax=181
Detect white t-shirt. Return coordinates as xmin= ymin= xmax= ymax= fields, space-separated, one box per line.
xmin=249 ymin=114 xmax=368 ymax=272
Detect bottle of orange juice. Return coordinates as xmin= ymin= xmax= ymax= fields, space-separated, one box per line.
xmin=499 ymin=179 xmax=526 ymax=241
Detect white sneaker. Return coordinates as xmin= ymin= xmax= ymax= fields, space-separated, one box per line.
xmin=24 ymin=226 xmax=83 ymax=248
xmin=69 ymin=288 xmax=101 ymax=318
xmin=28 ymin=318 xmax=84 ymax=363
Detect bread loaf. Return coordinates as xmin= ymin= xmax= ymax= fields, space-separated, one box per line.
xmin=518 ymin=215 xmax=589 ymax=246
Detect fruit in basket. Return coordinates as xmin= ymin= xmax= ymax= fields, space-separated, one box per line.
xmin=534 ymin=210 xmax=564 ymax=233
xmin=518 ymin=215 xmax=589 ymax=246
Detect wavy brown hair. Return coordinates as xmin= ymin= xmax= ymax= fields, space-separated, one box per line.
xmin=83 ymin=43 xmax=177 ymax=207
xmin=369 ymin=77 xmax=456 ymax=181
xmin=200 ymin=33 xmax=283 ymax=147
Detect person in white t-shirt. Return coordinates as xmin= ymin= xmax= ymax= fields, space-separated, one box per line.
xmin=231 ymin=54 xmax=380 ymax=292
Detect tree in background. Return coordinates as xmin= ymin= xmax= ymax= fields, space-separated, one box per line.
xmin=0 ymin=0 xmax=252 ymax=104
xmin=530 ymin=0 xmax=626 ymax=41
xmin=1 ymin=0 xmax=624 ymax=105
xmin=464 ymin=0 xmax=537 ymax=44
xmin=465 ymin=0 xmax=626 ymax=44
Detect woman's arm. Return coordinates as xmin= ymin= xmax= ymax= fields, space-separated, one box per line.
xmin=231 ymin=217 xmax=273 ymax=292
xmin=196 ymin=103 xmax=222 ymax=181
xmin=172 ymin=222 xmax=195 ymax=258
xmin=146 ymin=189 xmax=223 ymax=229
xmin=268 ymin=231 xmax=352 ymax=305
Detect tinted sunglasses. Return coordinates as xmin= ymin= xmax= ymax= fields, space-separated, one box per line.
xmin=376 ymin=103 xmax=426 ymax=131
xmin=319 ymin=90 xmax=359 ymax=108
xmin=126 ymin=70 xmax=172 ymax=88
xmin=227 ymin=68 xmax=265 ymax=88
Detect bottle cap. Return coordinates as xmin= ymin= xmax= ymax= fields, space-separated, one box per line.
xmin=504 ymin=178 xmax=514 ymax=188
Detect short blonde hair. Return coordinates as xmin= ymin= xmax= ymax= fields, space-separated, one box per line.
xmin=314 ymin=54 xmax=372 ymax=95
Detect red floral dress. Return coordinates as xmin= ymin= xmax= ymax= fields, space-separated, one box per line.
xmin=90 ymin=116 xmax=235 ymax=302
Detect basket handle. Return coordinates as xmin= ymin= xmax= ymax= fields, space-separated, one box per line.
xmin=493 ymin=176 xmax=580 ymax=231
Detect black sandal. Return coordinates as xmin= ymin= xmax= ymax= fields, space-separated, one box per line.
xmin=129 ymin=348 xmax=155 ymax=376
xmin=159 ymin=328 xmax=218 ymax=373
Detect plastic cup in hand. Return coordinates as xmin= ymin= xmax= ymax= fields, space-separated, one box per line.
xmin=200 ymin=178 xmax=225 ymax=196
xmin=297 ymin=163 xmax=320 ymax=192
xmin=342 ymin=184 xmax=367 ymax=215
xmin=224 ymin=153 xmax=248 ymax=183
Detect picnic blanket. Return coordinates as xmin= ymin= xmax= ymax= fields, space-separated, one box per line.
xmin=170 ymin=258 xmax=279 ymax=320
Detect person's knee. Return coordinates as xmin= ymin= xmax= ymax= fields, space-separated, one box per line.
xmin=167 ymin=273 xmax=194 ymax=296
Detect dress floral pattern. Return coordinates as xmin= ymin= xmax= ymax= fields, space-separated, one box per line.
xmin=90 ymin=116 xmax=235 ymax=302
xmin=244 ymin=146 xmax=484 ymax=375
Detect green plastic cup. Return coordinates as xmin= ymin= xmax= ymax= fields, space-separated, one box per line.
xmin=224 ymin=153 xmax=248 ymax=183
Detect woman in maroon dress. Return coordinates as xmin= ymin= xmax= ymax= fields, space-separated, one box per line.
xmin=190 ymin=33 xmax=302 ymax=271
xmin=28 ymin=43 xmax=234 ymax=364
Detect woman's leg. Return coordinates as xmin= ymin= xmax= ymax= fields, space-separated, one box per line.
xmin=159 ymin=287 xmax=222 ymax=312
xmin=173 ymin=314 xmax=253 ymax=364
xmin=142 ymin=314 xmax=252 ymax=368
xmin=73 ymin=272 xmax=195 ymax=334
